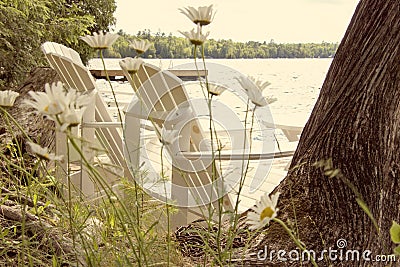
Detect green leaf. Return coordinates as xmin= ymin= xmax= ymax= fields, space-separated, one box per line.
xmin=0 ymin=195 xmax=9 ymax=205
xmin=52 ymin=254 xmax=58 ymax=267
xmin=37 ymin=206 xmax=44 ymax=215
xmin=312 ymin=160 xmax=325 ymax=168
xmin=356 ymin=198 xmax=379 ymax=233
xmin=390 ymin=221 xmax=400 ymax=244
xmin=44 ymin=200 xmax=51 ymax=208
xmin=324 ymin=159 xmax=333 ymax=171
xmin=0 ymin=228 xmax=9 ymax=238
xmin=328 ymin=169 xmax=340 ymax=178
xmin=394 ymin=245 xmax=400 ymax=255
xmin=33 ymin=194 xmax=38 ymax=206
xmin=324 ymin=169 xmax=340 ymax=178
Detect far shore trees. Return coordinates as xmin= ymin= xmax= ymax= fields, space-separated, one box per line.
xmin=107 ymin=30 xmax=338 ymax=59
xmin=243 ymin=0 xmax=400 ymax=265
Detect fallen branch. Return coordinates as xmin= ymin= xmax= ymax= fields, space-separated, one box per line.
xmin=0 ymin=204 xmax=85 ymax=265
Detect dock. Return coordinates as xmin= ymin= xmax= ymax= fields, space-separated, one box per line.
xmin=90 ymin=69 xmax=208 ymax=81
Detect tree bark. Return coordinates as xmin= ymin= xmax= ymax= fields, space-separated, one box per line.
xmin=246 ymin=0 xmax=400 ymax=266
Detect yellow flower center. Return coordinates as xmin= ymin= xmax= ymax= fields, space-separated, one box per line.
xmin=194 ymin=19 xmax=211 ymax=26
xmin=44 ymin=105 xmax=49 ymax=112
xmin=260 ymin=207 xmax=274 ymax=221
xmin=128 ymin=70 xmax=138 ymax=75
xmin=190 ymin=39 xmax=204 ymax=46
xmin=135 ymin=49 xmax=145 ymax=54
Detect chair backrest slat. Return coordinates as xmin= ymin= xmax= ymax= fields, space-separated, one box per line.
xmin=123 ymin=64 xmax=189 ymax=114
xmin=41 ymin=42 xmax=96 ymax=91
xmin=124 ymin=62 xmax=219 ymax=194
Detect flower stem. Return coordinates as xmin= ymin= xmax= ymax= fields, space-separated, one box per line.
xmin=193 ymin=45 xmax=208 ymax=100
xmin=160 ymin=145 xmax=170 ymax=266
xmin=227 ymin=99 xmax=252 ymax=262
xmin=99 ymin=49 xmax=124 ymax=127
xmin=273 ymin=218 xmax=318 ymax=267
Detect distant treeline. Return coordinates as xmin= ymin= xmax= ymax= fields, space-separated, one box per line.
xmin=103 ymin=29 xmax=339 ymax=59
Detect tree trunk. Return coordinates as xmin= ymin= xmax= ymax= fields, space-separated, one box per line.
xmin=247 ymin=0 xmax=400 ymax=266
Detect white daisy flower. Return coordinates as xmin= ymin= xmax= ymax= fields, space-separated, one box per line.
xmin=246 ymin=192 xmax=280 ymax=230
xmin=179 ymin=24 xmax=209 ymax=46
xmin=65 ymin=89 xmax=94 ymax=110
xmin=58 ymin=107 xmax=85 ymax=132
xmin=59 ymin=90 xmax=93 ymax=131
xmin=236 ymin=76 xmax=275 ymax=107
xmin=25 ymin=83 xmax=94 ymax=132
xmin=265 ymin=96 xmax=278 ymax=105
xmin=179 ymin=5 xmax=214 ymax=26
xmin=24 ymin=82 xmax=67 ymax=116
xmin=250 ymin=76 xmax=271 ymax=92
xmin=80 ymin=31 xmax=119 ymax=49
xmin=0 ymin=90 xmax=19 ymax=107
xmin=208 ymin=84 xmax=227 ymax=96
xmin=119 ymin=57 xmax=144 ymax=75
xmin=160 ymin=130 xmax=181 ymax=146
xmin=129 ymin=39 xmax=152 ymax=55
xmin=236 ymin=76 xmax=271 ymax=92
xmin=247 ymin=87 xmax=268 ymax=107
xmin=27 ymin=142 xmax=64 ymax=161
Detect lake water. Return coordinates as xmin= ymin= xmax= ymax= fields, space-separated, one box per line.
xmin=89 ymin=58 xmax=331 ymax=129
xmin=88 ymin=58 xmax=333 ymax=204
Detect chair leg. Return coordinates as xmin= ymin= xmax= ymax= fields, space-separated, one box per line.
xmin=171 ymin=166 xmax=189 ymax=229
xmin=80 ymin=99 xmax=96 ymax=196
xmin=124 ymin=115 xmax=141 ymax=175
xmin=55 ymin=130 xmax=68 ymax=190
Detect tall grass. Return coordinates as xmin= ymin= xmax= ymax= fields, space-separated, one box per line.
xmin=0 ymin=96 xmax=187 ymax=266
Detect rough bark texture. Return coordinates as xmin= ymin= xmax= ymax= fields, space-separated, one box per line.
xmin=242 ymin=0 xmax=400 ymax=266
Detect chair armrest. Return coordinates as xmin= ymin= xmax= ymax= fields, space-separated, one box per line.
xmin=262 ymin=121 xmax=303 ymax=142
xmin=175 ymin=150 xmax=295 ymax=161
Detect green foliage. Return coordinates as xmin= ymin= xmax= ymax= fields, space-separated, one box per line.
xmin=355 ymin=198 xmax=379 ymax=234
xmin=107 ymin=29 xmax=338 ymax=59
xmin=390 ymin=221 xmax=400 ymax=255
xmin=390 ymin=221 xmax=400 ymax=243
xmin=0 ymin=0 xmax=116 ymax=89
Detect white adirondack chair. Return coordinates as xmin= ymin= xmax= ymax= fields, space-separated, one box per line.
xmin=121 ymin=63 xmax=303 ymax=227
xmin=41 ymin=41 xmax=132 ymax=196
xmin=122 ymin=63 xmax=236 ymax=227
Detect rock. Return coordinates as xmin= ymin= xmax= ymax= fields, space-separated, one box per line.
xmin=0 ymin=67 xmax=61 ymax=183
xmin=0 ymin=67 xmax=60 ymax=154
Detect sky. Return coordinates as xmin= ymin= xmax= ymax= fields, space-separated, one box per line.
xmin=114 ymin=0 xmax=360 ymax=43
